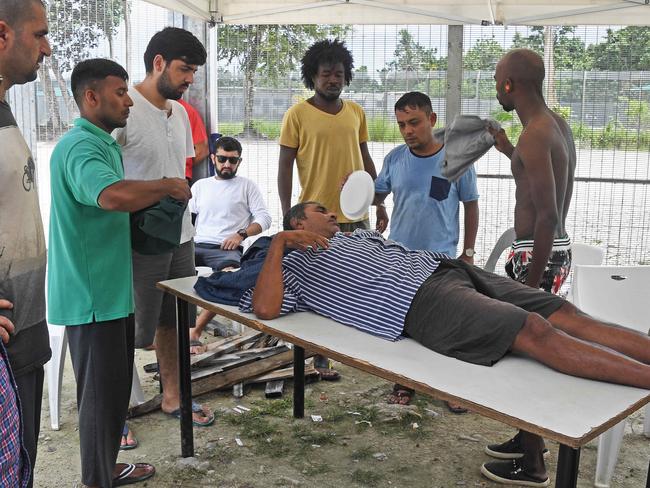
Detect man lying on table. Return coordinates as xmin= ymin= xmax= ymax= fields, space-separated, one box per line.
xmin=241 ymin=201 xmax=650 ymax=487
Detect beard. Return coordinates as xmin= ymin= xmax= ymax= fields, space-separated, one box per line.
xmin=157 ymin=69 xmax=186 ymax=100
xmin=497 ymin=94 xmax=515 ymax=112
xmin=215 ymin=167 xmax=237 ymax=179
xmin=315 ymin=86 xmax=341 ymax=101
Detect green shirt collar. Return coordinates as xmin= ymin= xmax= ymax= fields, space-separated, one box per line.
xmin=74 ymin=117 xmax=119 ymax=147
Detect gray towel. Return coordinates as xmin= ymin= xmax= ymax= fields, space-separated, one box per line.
xmin=437 ymin=115 xmax=501 ymax=182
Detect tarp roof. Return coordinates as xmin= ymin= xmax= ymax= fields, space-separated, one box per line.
xmin=144 ymin=0 xmax=650 ymax=26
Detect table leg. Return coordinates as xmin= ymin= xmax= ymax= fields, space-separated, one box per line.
xmin=176 ymin=297 xmax=194 ymax=457
xmin=293 ymin=345 xmax=305 ymax=418
xmin=556 ymin=444 xmax=580 ymax=488
xmin=646 ymin=458 xmax=650 ymax=488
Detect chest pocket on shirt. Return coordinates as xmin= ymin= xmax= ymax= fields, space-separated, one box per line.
xmin=429 ymin=176 xmax=451 ymax=201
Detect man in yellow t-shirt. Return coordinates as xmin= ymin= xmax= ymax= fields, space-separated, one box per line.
xmin=278 ymin=39 xmax=388 ymax=381
xmin=278 ymin=39 xmax=388 ymax=233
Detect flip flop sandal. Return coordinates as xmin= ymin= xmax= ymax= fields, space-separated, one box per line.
xmin=165 ymin=400 xmax=215 ymax=427
xmin=143 ymin=362 xmax=158 ymax=373
xmin=315 ymin=367 xmax=341 ymax=381
xmin=387 ymin=384 xmax=415 ymax=405
xmin=445 ymin=401 xmax=469 ymax=414
xmin=313 ymin=358 xmax=341 ymax=381
xmin=113 ymin=463 xmax=155 ymax=487
xmin=119 ymin=423 xmax=138 ymax=451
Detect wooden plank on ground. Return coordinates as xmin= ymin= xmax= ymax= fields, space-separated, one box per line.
xmin=191 ymin=331 xmax=263 ymax=366
xmin=246 ymin=364 xmax=318 ymax=385
xmin=191 ymin=346 xmax=290 ymax=381
xmin=128 ymin=349 xmax=295 ymax=417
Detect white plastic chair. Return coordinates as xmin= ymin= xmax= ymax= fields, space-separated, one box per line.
xmin=564 ymin=243 xmax=605 ymax=302
xmin=46 ymin=323 xmax=145 ymax=430
xmin=571 ymin=265 xmax=650 ymax=488
xmin=484 ymin=227 xmax=516 ymax=273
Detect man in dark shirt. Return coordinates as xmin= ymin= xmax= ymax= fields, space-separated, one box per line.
xmin=0 ymin=1 xmax=52 ymax=486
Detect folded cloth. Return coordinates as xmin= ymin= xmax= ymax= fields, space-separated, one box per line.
xmin=438 ymin=115 xmax=501 ymax=182
xmin=130 ymin=196 xmax=187 ymax=255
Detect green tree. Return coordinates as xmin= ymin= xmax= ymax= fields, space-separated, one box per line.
xmin=464 ymin=38 xmax=504 ymax=70
xmin=588 ymin=27 xmax=650 ymax=70
xmin=388 ymin=29 xmax=439 ymax=71
xmin=383 ymin=29 xmax=441 ymax=92
xmin=217 ymin=25 xmax=350 ymax=137
xmin=511 ymin=26 xmax=590 ymax=69
xmin=348 ymin=65 xmax=379 ymax=92
xmin=40 ymin=0 xmax=127 ymax=132
xmin=511 ymin=27 xmax=545 ymax=54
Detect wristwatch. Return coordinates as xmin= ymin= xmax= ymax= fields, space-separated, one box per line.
xmin=236 ymin=229 xmax=248 ymax=240
xmin=463 ymin=248 xmax=475 ymax=257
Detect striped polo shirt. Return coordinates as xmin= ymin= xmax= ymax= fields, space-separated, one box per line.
xmin=239 ymin=229 xmax=447 ymax=341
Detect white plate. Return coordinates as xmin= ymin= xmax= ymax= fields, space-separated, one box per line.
xmin=340 ymin=170 xmax=374 ymax=220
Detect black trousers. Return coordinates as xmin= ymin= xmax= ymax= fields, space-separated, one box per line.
xmin=14 ymin=367 xmax=44 ymax=488
xmin=67 ymin=316 xmax=134 ymax=488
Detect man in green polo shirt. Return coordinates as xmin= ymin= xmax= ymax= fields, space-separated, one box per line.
xmin=48 ymin=58 xmax=189 ymax=488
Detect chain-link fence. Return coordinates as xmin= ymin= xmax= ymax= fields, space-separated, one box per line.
xmin=22 ymin=1 xmax=650 ymax=266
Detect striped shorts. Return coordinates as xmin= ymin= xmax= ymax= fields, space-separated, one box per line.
xmin=505 ymin=236 xmax=572 ymax=295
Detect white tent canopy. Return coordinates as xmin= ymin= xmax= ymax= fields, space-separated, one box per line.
xmin=145 ymin=0 xmax=650 ymax=26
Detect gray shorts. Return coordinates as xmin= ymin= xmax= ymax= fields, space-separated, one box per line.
xmin=132 ymin=240 xmax=197 ymax=348
xmin=403 ymin=259 xmax=565 ymax=366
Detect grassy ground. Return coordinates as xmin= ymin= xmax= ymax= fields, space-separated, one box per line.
xmin=35 ymin=349 xmax=650 ymax=488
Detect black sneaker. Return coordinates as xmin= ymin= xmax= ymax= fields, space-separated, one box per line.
xmin=485 ymin=434 xmax=550 ymax=460
xmin=481 ymin=459 xmax=550 ymax=487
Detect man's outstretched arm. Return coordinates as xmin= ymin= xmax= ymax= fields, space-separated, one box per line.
xmin=252 ymin=231 xmax=329 ymax=320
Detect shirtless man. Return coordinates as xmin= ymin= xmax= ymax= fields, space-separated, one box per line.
xmin=483 ymin=49 xmax=577 ymax=487
xmin=492 ymin=48 xmax=576 ymax=293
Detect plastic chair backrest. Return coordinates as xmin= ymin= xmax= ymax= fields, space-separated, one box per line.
xmin=571 ymin=242 xmax=605 ymax=267
xmin=565 ymin=243 xmax=605 ymax=302
xmin=484 ymin=227 xmax=516 ymax=273
xmin=572 ymin=265 xmax=650 ymax=334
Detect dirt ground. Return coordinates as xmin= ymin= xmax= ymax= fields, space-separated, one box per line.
xmin=35 ymin=345 xmax=650 ymax=488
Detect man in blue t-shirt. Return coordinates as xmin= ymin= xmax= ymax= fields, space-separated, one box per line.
xmin=375 ymin=91 xmax=479 ymax=259
xmin=374 ymin=92 xmax=479 ymax=408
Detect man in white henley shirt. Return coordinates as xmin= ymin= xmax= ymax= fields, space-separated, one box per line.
xmin=113 ymin=27 xmax=214 ymax=427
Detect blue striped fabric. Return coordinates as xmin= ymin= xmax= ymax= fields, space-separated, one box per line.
xmin=240 ymin=229 xmax=447 ymax=341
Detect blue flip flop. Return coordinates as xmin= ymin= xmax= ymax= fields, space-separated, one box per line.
xmin=165 ymin=401 xmax=215 ymax=427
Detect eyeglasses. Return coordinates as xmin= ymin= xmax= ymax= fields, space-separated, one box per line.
xmin=215 ymin=155 xmax=241 ymax=165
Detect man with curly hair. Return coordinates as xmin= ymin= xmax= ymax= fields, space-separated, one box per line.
xmin=278 ymin=39 xmax=387 ymax=380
